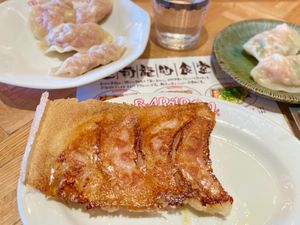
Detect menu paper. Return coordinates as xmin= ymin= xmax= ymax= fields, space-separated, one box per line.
xmin=76 ymin=56 xmax=291 ymax=132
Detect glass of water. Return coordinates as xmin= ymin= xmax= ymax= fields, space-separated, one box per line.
xmin=152 ymin=0 xmax=210 ymax=50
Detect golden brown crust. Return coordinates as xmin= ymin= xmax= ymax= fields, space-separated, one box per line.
xmin=24 ymin=94 xmax=233 ymax=216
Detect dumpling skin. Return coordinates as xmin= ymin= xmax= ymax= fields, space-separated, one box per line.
xmin=29 ymin=0 xmax=75 ymax=39
xmin=74 ymin=0 xmax=113 ymax=24
xmin=52 ymin=37 xmax=126 ymax=77
xmin=27 ymin=0 xmax=49 ymax=6
xmin=250 ymin=54 xmax=300 ymax=93
xmin=45 ymin=23 xmax=112 ymax=53
xmin=243 ymin=24 xmax=300 ymax=61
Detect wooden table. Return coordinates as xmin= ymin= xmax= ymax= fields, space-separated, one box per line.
xmin=0 ymin=1 xmax=299 ymax=224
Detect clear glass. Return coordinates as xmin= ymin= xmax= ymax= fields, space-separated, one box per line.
xmin=152 ymin=0 xmax=210 ymax=50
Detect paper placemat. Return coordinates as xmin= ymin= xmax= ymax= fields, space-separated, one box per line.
xmin=76 ymin=56 xmax=291 ymax=132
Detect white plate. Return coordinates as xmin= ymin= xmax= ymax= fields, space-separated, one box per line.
xmin=18 ymin=93 xmax=300 ymax=225
xmin=0 ymin=0 xmax=150 ymax=89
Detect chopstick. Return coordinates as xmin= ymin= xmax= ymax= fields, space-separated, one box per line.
xmin=289 ymin=105 xmax=300 ymax=139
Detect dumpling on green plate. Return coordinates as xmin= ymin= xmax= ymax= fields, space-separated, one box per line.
xmin=243 ymin=23 xmax=300 ymax=61
xmin=251 ymin=54 xmax=300 ymax=93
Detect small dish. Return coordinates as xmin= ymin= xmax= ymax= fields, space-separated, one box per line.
xmin=213 ymin=19 xmax=300 ymax=104
xmin=0 ymin=0 xmax=150 ymax=89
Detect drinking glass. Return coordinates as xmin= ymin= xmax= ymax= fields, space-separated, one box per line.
xmin=152 ymin=0 xmax=210 ymax=50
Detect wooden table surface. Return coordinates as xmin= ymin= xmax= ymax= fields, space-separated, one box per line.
xmin=0 ymin=1 xmax=300 ymax=224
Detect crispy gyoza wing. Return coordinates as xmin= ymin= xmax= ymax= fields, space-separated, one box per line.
xmin=24 ymin=97 xmax=233 ymax=216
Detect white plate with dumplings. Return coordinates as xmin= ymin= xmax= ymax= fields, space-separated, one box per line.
xmin=213 ymin=19 xmax=300 ymax=104
xmin=0 ymin=0 xmax=150 ymax=89
xmin=18 ymin=93 xmax=300 ymax=225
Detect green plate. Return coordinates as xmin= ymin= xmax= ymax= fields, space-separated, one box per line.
xmin=213 ymin=19 xmax=300 ymax=104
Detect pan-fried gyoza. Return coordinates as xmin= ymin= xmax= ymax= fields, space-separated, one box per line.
xmin=23 ymin=93 xmax=233 ymax=216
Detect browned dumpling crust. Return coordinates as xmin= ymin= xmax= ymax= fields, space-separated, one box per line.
xmin=24 ymin=97 xmax=233 ymax=216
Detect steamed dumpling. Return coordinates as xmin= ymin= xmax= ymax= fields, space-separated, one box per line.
xmin=29 ymin=0 xmax=75 ymax=39
xmin=251 ymin=54 xmax=300 ymax=93
xmin=45 ymin=23 xmax=112 ymax=53
xmin=52 ymin=37 xmax=126 ymax=77
xmin=243 ymin=24 xmax=300 ymax=61
xmin=74 ymin=0 xmax=113 ymax=24
xmin=27 ymin=0 xmax=48 ymax=6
